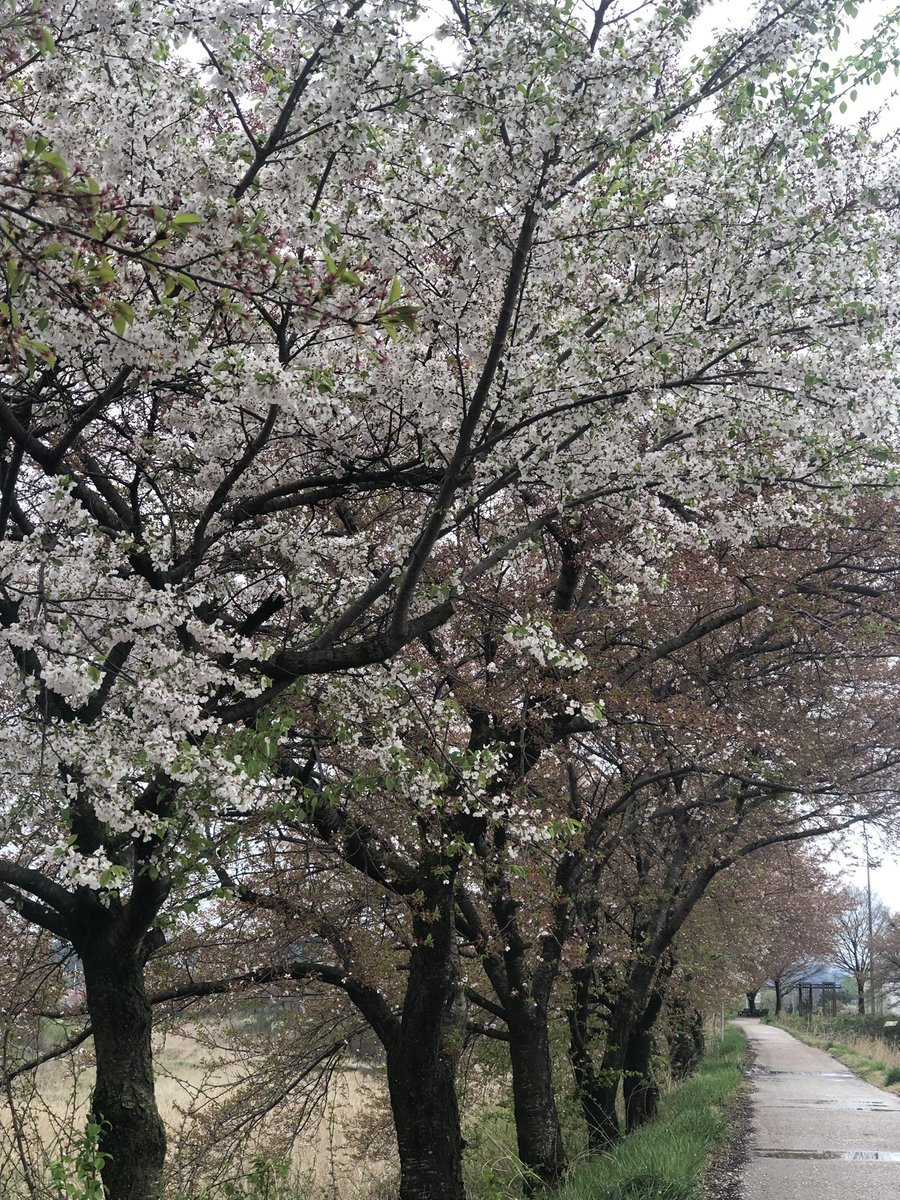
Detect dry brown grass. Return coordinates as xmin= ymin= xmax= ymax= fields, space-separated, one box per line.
xmin=841 ymin=1034 xmax=900 ymax=1072
xmin=2 ymin=1024 xmax=395 ymax=1199
xmin=777 ymin=1020 xmax=900 ymax=1094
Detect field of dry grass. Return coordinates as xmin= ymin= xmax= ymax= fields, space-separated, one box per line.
xmin=2 ymin=1023 xmax=396 ymax=1199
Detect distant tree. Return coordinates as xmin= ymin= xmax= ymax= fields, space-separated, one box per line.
xmin=833 ymin=885 xmax=890 ymax=1014
xmin=873 ymin=913 xmax=900 ymax=991
xmin=706 ymin=846 xmax=843 ymax=1015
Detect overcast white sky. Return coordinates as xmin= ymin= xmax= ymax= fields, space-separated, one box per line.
xmin=837 ymin=827 xmax=900 ymax=913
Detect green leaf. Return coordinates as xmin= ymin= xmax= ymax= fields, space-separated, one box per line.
xmin=89 ymin=257 xmax=118 ymax=284
xmin=18 ymin=335 xmax=55 ymax=367
xmin=110 ymin=299 xmax=135 ymax=335
xmin=36 ymin=26 xmax=56 ymax=55
xmin=39 ymin=149 xmax=68 ymax=177
xmin=171 ymin=212 xmax=203 ymax=228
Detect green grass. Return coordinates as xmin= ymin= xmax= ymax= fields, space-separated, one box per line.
xmin=773 ymin=1014 xmax=900 ymax=1094
xmin=552 ymin=1027 xmax=748 ymax=1200
xmin=773 ymin=1012 xmax=899 ymax=1043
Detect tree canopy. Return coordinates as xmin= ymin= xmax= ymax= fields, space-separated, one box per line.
xmin=2 ymin=2 xmax=900 ymax=1198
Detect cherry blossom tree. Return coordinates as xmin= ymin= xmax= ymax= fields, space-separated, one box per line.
xmin=2 ymin=1 xmax=900 ymax=1197
xmin=548 ymin=503 xmax=900 ymax=1145
xmin=716 ymin=845 xmax=843 ymax=1015
xmin=209 ymin=498 xmax=900 ymax=1187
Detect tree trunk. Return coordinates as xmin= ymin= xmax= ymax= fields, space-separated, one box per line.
xmin=667 ymin=997 xmax=704 ymax=1080
xmin=570 ymin=1001 xmax=628 ymax=1148
xmin=385 ymin=874 xmax=466 ymax=1200
xmin=745 ymin=991 xmax=758 ymax=1017
xmin=623 ymin=1023 xmax=658 ymax=1132
xmin=80 ymin=940 xmax=166 ymax=1200
xmin=567 ymin=966 xmax=621 ymax=1149
xmin=387 ymin=1048 xmax=464 ymax=1200
xmin=774 ymin=978 xmax=782 ymax=1016
xmin=507 ymin=1003 xmax=565 ymax=1189
xmin=573 ymin=960 xmax=670 ymax=1147
xmin=590 ymin=1026 xmax=632 ymax=1145
xmin=573 ymin=1070 xmax=620 ymax=1150
xmin=689 ymin=1007 xmax=705 ymax=1065
xmin=568 ymin=1034 xmax=620 ymax=1148
xmin=856 ymin=975 xmax=866 ymax=1015
xmin=623 ymin=980 xmax=666 ymax=1133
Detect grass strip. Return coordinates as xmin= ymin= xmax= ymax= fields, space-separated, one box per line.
xmin=553 ymin=1026 xmax=748 ymax=1200
xmin=771 ymin=1016 xmax=900 ymax=1094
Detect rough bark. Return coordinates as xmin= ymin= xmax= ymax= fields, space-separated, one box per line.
xmin=79 ymin=936 xmax=166 ymax=1200
xmin=385 ymin=874 xmax=466 ymax=1200
xmin=623 ymin=976 xmax=668 ymax=1132
xmin=589 ymin=1029 xmax=630 ymax=1146
xmin=745 ymin=990 xmax=759 ymax=1016
xmin=569 ymin=993 xmax=630 ymax=1148
xmin=623 ymin=1021 xmax=658 ymax=1131
xmin=567 ymin=966 xmax=621 ymax=1149
xmin=568 ymin=960 xmax=668 ymax=1147
xmin=462 ymin=810 xmax=572 ymax=1188
xmin=507 ymin=1002 xmax=565 ymax=1189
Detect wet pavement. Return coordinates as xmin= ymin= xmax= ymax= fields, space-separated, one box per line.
xmin=736 ymin=1019 xmax=900 ymax=1199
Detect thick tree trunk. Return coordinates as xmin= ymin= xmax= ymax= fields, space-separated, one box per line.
xmin=507 ymin=1004 xmax=565 ymax=1189
xmin=567 ymin=967 xmax=621 ymax=1149
xmin=570 ymin=1003 xmax=628 ymax=1147
xmin=567 ymin=1030 xmax=620 ymax=1148
xmin=387 ymin=1048 xmax=464 ymax=1200
xmin=573 ymin=1071 xmax=620 ymax=1149
xmin=590 ymin=1032 xmax=630 ymax=1146
xmin=623 ymin=1024 xmax=658 ymax=1132
xmin=568 ymin=971 xmax=664 ymax=1149
xmin=774 ymin=978 xmax=782 ymax=1016
xmin=623 ymin=980 xmax=666 ymax=1133
xmin=745 ymin=991 xmax=759 ymax=1017
xmin=80 ymin=942 xmax=166 ymax=1200
xmin=385 ymin=875 xmax=466 ymax=1200
xmin=856 ymin=976 xmax=866 ymax=1015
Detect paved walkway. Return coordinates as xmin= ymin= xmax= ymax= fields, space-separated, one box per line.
xmin=736 ymin=1018 xmax=900 ymax=1199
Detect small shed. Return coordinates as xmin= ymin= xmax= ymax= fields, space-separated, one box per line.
xmin=785 ymin=966 xmax=844 ymax=1016
xmin=794 ymin=979 xmax=838 ymax=1016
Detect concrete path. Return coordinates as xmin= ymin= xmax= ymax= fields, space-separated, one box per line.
xmin=736 ymin=1018 xmax=900 ymax=1199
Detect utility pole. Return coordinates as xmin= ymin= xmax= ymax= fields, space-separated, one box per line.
xmin=864 ymin=823 xmax=877 ymax=1016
